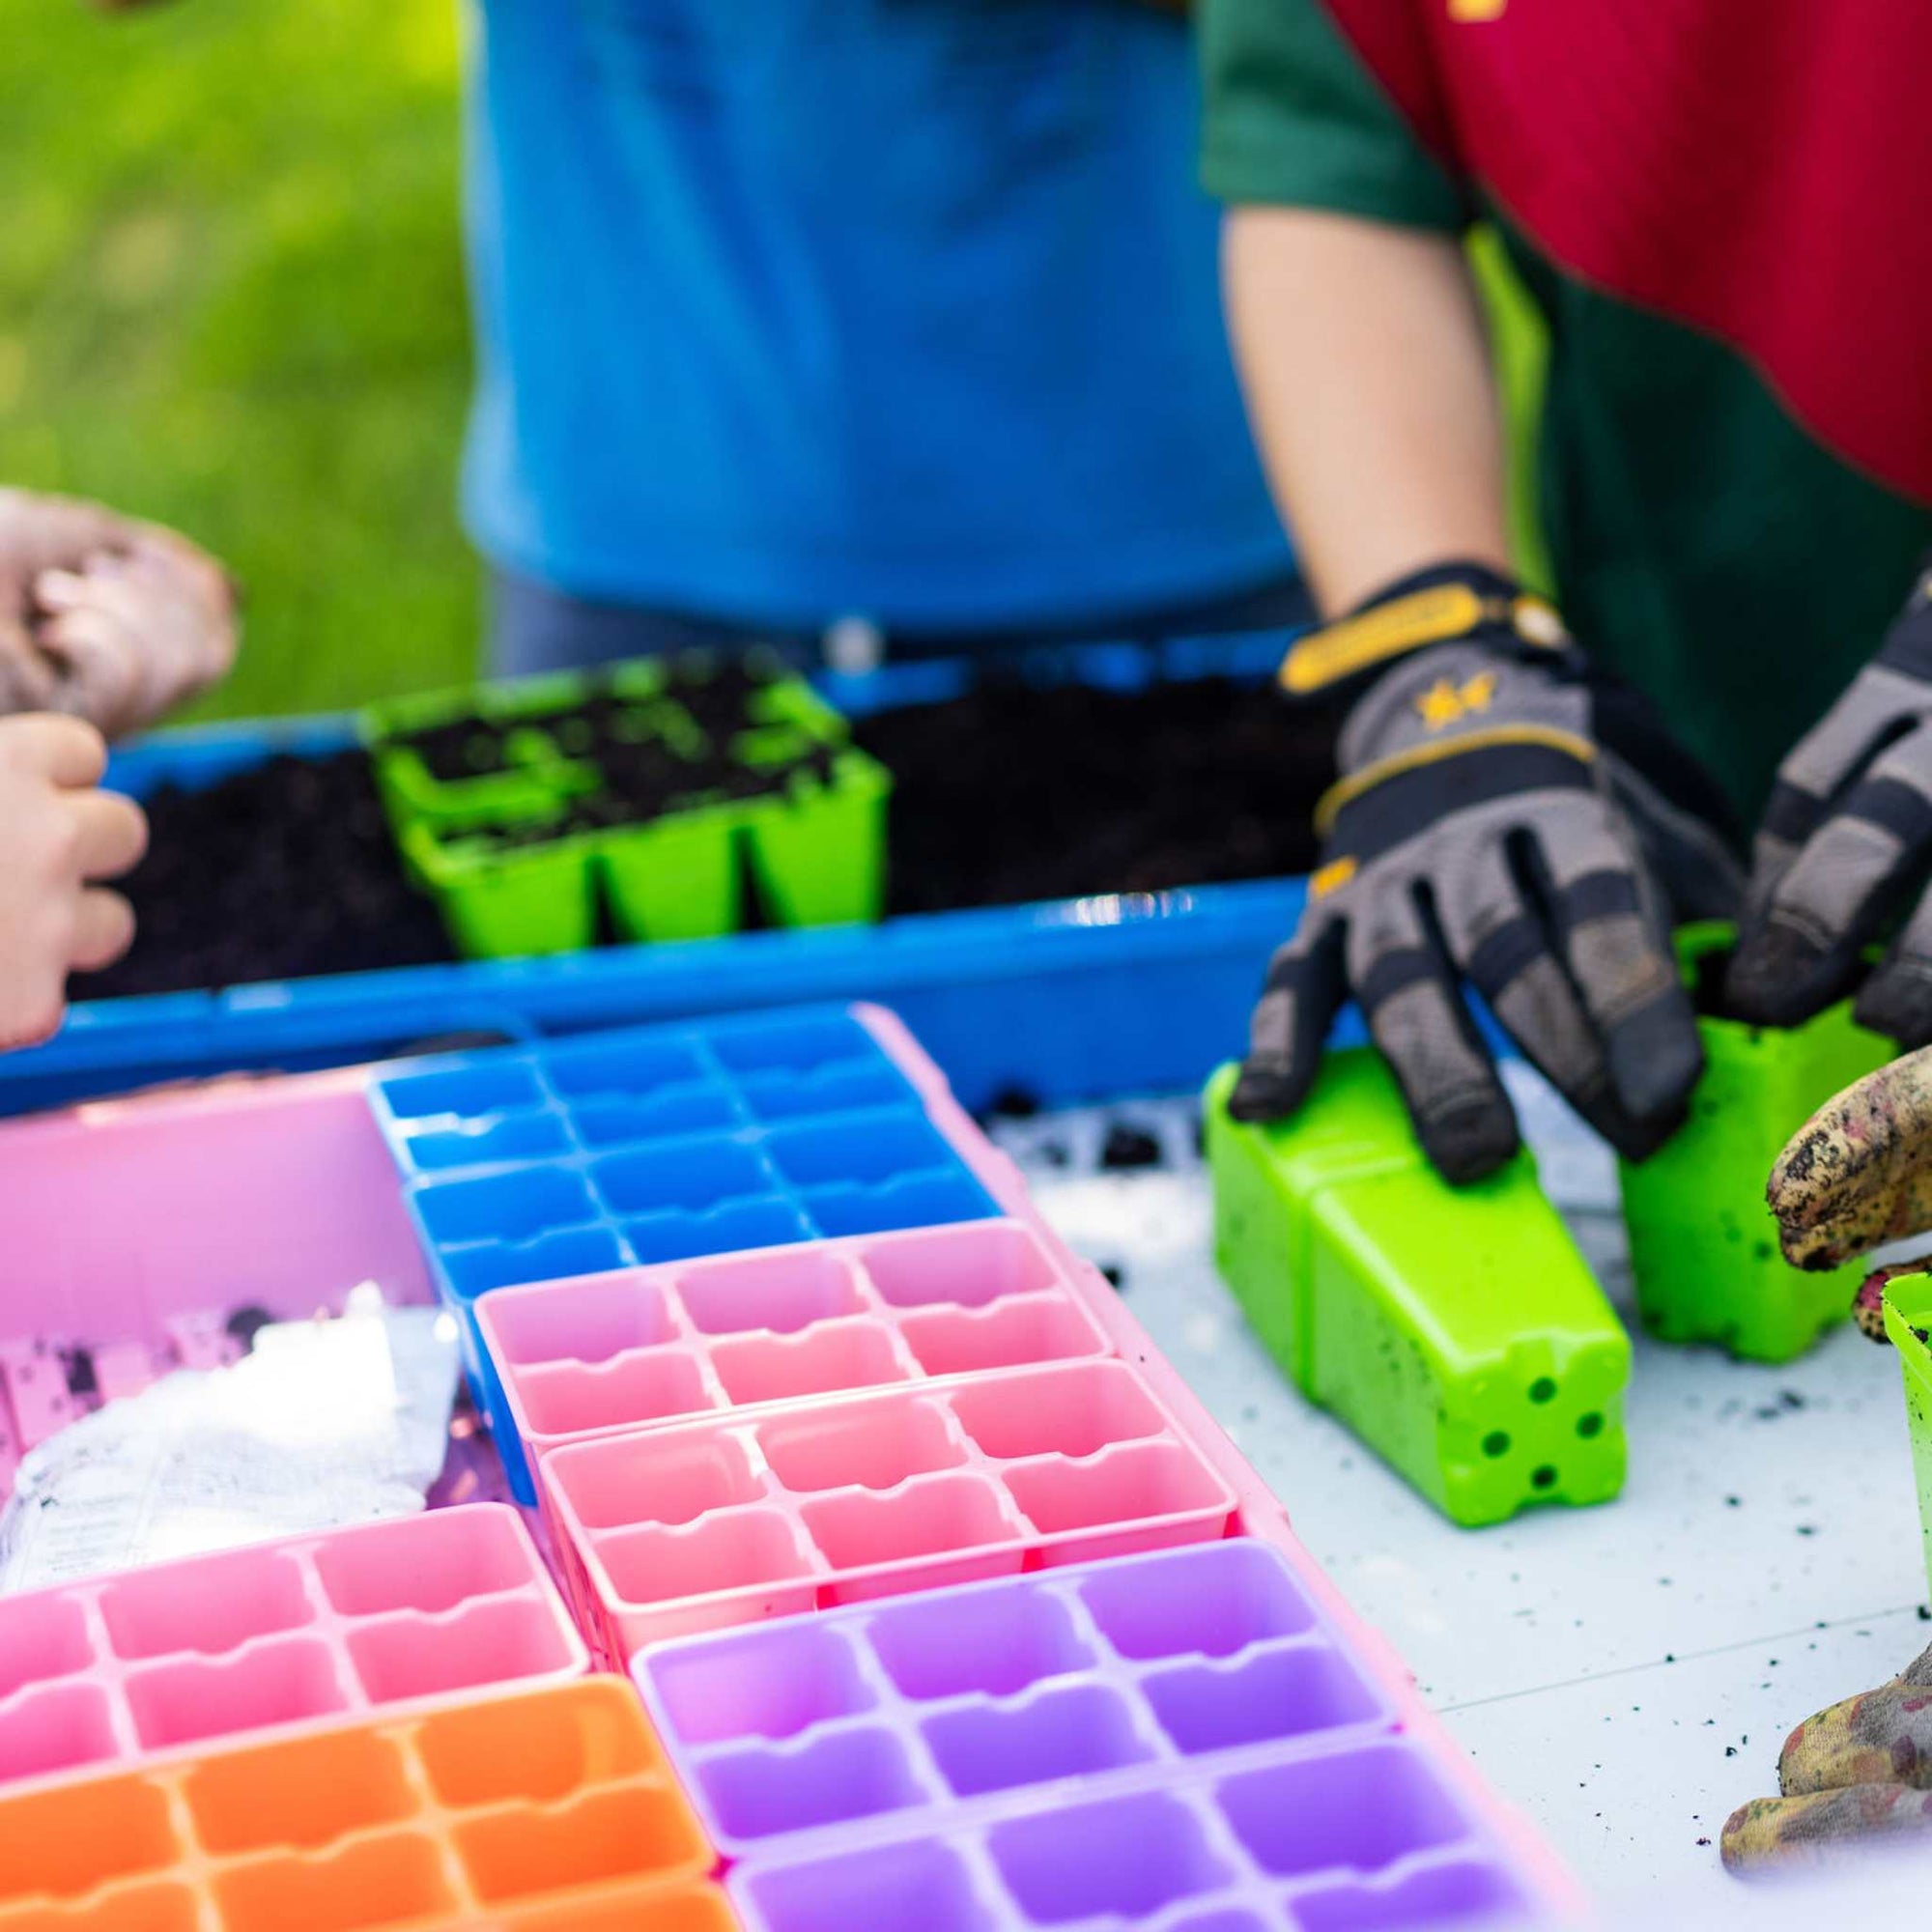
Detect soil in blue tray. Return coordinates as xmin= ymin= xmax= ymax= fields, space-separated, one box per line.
xmin=72 ymin=751 xmax=455 ymax=999
xmin=855 ymin=675 xmax=1335 ymax=913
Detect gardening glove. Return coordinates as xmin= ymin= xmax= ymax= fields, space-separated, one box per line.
xmin=1229 ymin=562 xmax=1746 ymax=1183
xmin=1721 ymin=1641 xmax=1932 ymax=1872
xmin=0 ymin=714 xmax=147 ymax=1051
xmin=1729 ymin=555 xmax=1932 ymax=1040
xmin=1767 ymin=1041 xmax=1932 ymax=1282
xmin=0 ymin=488 xmax=238 ymax=739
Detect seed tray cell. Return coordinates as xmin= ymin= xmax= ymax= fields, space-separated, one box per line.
xmin=637 ymin=1539 xmax=1399 ymax=1861
xmin=729 ymin=1746 xmax=1537 ymax=1932
xmin=0 ymin=1678 xmax=729 ymax=1931
xmin=540 ymin=1358 xmax=1237 ymax=1661
xmin=0 ymin=1506 xmax=586 ymax=1796
xmin=476 ymin=1222 xmax=1113 ymax=1504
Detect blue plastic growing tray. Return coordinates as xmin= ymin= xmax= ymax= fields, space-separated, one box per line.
xmin=4 ymin=633 xmax=1312 ymax=1119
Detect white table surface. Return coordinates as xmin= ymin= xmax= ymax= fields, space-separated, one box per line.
xmin=989 ymin=1068 xmax=1932 ymax=1928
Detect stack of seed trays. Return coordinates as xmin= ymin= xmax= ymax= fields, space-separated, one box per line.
xmin=0 ymin=1678 xmax=733 ymax=1930
xmin=361 ymin=650 xmax=892 ymax=957
xmin=0 ymin=1509 xmax=587 ymax=1794
xmin=365 ymin=1006 xmax=1031 ymax=1473
xmin=351 ymin=997 xmax=1577 ymax=1924
xmin=634 ymin=1541 xmax=1565 ymax=1930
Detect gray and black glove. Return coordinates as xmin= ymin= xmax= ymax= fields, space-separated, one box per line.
xmin=1230 ymin=563 xmax=1746 ymax=1183
xmin=1728 ymin=558 xmax=1932 ymax=1040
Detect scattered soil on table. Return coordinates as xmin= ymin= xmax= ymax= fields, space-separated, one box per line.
xmin=855 ymin=677 xmax=1336 ymax=913
xmin=1099 ymin=1122 xmax=1165 ymax=1171
xmin=74 ymin=752 xmax=454 ymax=999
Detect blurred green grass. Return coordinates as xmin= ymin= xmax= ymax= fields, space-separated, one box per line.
xmin=0 ymin=0 xmax=477 ymax=720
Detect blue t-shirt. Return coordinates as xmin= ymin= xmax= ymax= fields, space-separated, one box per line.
xmin=460 ymin=0 xmax=1292 ymax=633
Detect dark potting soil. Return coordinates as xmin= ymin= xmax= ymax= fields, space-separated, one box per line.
xmin=74 ymin=752 xmax=455 ymax=1000
xmin=1099 ymin=1122 xmax=1165 ymax=1171
xmin=398 ymin=662 xmax=795 ymax=796
xmin=408 ymin=719 xmax=511 ymax=782
xmin=855 ymin=677 xmax=1336 ymax=914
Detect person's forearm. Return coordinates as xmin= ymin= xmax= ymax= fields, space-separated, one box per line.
xmin=1223 ymin=207 xmax=1511 ymax=617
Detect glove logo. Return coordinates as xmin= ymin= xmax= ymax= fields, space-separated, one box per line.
xmin=1414 ymin=670 xmax=1498 ymax=731
xmin=1310 ymin=855 xmax=1357 ymax=900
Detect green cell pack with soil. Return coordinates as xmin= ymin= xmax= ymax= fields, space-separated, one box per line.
xmin=361 ymin=653 xmax=893 ymax=957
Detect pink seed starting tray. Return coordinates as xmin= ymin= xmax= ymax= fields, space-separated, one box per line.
xmin=0 ymin=1068 xmax=434 ymax=1501
xmin=634 ymin=1539 xmax=1402 ymax=1861
xmin=475 ymin=1221 xmax=1114 ymax=1503
xmin=538 ymin=1358 xmax=1239 ymax=1660
xmin=0 ymin=1505 xmax=587 ymax=1795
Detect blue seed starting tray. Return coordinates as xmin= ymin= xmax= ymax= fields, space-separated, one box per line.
xmin=367 ymin=1006 xmax=1005 ymax=1496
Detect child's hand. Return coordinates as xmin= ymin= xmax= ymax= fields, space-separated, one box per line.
xmin=0 ymin=714 xmax=148 ymax=1050
xmin=0 ymin=488 xmax=238 ymax=739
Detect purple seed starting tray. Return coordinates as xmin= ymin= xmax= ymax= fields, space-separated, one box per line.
xmin=635 ymin=1539 xmax=1401 ymax=1861
xmin=729 ymin=1752 xmax=1540 ymax=1931
xmin=368 ymin=1006 xmax=1028 ymax=1315
xmin=539 ymin=1358 xmax=1238 ymax=1660
xmin=0 ymin=1505 xmax=588 ymax=1795
xmin=475 ymin=1222 xmax=1114 ymax=1504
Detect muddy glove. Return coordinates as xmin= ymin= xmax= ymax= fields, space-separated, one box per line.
xmin=1721 ymin=1641 xmax=1932 ymax=1872
xmin=1229 ymin=563 xmax=1745 ymax=1183
xmin=0 ymin=488 xmax=238 ymax=739
xmin=1729 ymin=557 xmax=1932 ymax=1038
xmin=1767 ymin=1042 xmax=1932 ymax=1277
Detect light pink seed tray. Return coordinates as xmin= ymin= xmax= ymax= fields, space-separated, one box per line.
xmin=474 ymin=1220 xmax=1115 ymax=1464
xmin=0 ymin=1504 xmax=588 ymax=1803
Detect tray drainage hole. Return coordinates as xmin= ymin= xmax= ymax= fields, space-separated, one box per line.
xmin=1576 ymin=1411 xmax=1605 ymax=1439
xmin=1530 ymin=1465 xmax=1557 ymax=1491
xmin=1481 ymin=1432 xmax=1511 ymax=1460
xmin=1527 ymin=1378 xmax=1557 ymax=1405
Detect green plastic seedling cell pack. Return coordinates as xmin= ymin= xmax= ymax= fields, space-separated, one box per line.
xmin=1883 ymin=1274 xmax=1932 ymax=1605
xmin=363 ymin=654 xmax=892 ymax=959
xmin=1205 ymin=1052 xmax=1631 ymax=1529
xmin=1618 ymin=924 xmax=1891 ymax=1364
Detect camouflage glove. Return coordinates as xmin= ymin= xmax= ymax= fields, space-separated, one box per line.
xmin=1722 ymin=1641 xmax=1932 ymax=1872
xmin=1730 ymin=556 xmax=1932 ymax=1039
xmin=1230 ymin=563 xmax=1745 ymax=1183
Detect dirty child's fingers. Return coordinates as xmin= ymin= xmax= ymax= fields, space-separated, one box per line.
xmin=1779 ymin=1644 xmax=1932 ymax=1795
xmin=1767 ymin=1045 xmax=1932 ymax=1269
xmin=1721 ymin=1783 xmax=1932 ymax=1873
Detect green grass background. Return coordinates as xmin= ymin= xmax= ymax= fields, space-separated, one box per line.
xmin=0 ymin=0 xmax=477 ymax=720
xmin=0 ymin=3 xmax=1553 ymax=726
